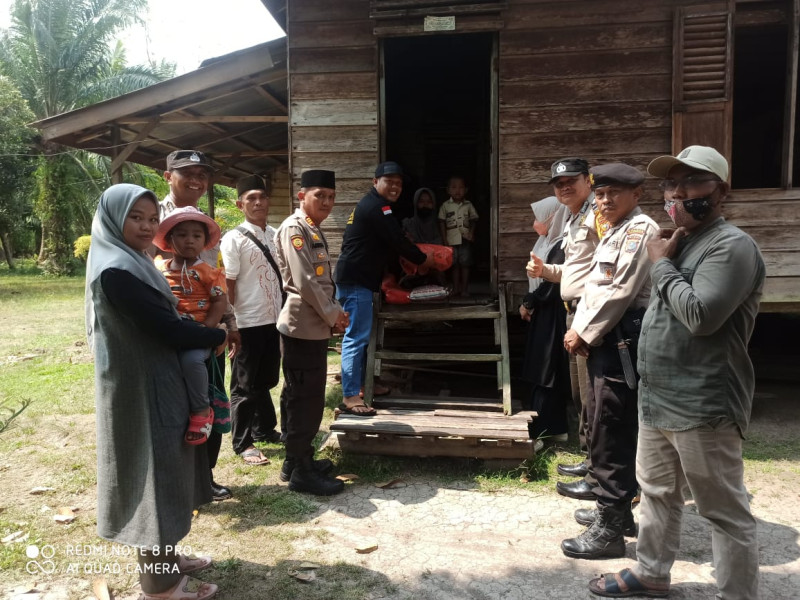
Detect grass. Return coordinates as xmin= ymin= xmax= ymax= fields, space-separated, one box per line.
xmin=2 ymin=266 xmax=797 ymax=598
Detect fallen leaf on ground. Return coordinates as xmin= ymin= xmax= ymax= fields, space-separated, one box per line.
xmin=376 ymin=478 xmax=404 ymax=489
xmin=29 ymin=487 xmax=55 ymax=495
xmin=92 ymin=577 xmax=112 ymax=600
xmin=288 ymin=568 xmax=316 ymax=582
xmin=335 ymin=474 xmax=359 ymax=481
xmin=2 ymin=531 xmax=25 ymax=543
xmin=519 ymin=474 xmax=530 ymax=483
xmin=298 ymin=562 xmax=321 ymax=569
xmin=355 ymin=544 xmax=378 ymax=554
xmin=53 ymin=507 xmax=76 ymax=524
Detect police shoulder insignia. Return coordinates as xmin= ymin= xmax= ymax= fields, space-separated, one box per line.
xmin=305 ymin=216 xmax=316 ymax=227
xmin=291 ymin=235 xmax=304 ymax=250
xmin=346 ymin=210 xmax=355 ymax=225
xmin=315 ymin=265 xmax=325 ymax=276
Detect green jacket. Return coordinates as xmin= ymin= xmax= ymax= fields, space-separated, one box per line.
xmin=637 ymin=217 xmax=765 ymax=433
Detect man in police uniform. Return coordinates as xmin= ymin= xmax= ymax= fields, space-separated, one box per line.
xmin=527 ymin=157 xmax=604 ymax=499
xmin=560 ymin=163 xmax=659 ymax=560
xmin=274 ymin=169 xmax=349 ymax=496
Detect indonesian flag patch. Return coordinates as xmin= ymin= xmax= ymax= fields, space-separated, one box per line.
xmin=382 ymin=205 xmax=392 ymax=215
xmin=291 ymin=235 xmax=304 ymax=250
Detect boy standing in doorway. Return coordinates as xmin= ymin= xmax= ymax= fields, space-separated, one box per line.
xmin=438 ymin=175 xmax=479 ymax=296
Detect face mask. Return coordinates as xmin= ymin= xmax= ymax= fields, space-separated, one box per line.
xmin=664 ymin=196 xmax=713 ymax=223
xmin=417 ymin=207 xmax=433 ymax=218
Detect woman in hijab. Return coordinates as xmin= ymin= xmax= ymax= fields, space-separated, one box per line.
xmin=402 ymin=187 xmax=441 ymax=244
xmin=86 ymin=184 xmax=224 ymax=600
xmin=519 ymin=196 xmax=571 ymax=446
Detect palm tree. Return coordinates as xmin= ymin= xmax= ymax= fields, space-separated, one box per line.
xmin=0 ymin=0 xmax=170 ymax=273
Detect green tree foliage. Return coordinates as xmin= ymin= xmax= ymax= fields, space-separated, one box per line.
xmin=0 ymin=75 xmax=36 ymax=269
xmin=0 ymin=0 xmax=169 ymax=274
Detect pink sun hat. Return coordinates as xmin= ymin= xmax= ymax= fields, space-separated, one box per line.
xmin=153 ymin=206 xmax=221 ymax=252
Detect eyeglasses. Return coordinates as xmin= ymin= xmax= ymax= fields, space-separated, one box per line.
xmin=658 ymin=175 xmax=721 ymax=192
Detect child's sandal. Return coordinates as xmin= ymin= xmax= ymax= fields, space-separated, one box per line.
xmin=185 ymin=408 xmax=213 ymax=445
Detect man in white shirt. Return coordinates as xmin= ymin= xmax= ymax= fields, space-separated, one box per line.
xmin=220 ymin=175 xmax=284 ymax=465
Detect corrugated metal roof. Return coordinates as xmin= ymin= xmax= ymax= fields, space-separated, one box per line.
xmin=33 ymin=38 xmax=288 ymax=187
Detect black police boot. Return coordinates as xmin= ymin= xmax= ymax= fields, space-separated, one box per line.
xmin=561 ymin=503 xmax=627 ymax=559
xmin=280 ymin=456 xmax=334 ymax=482
xmin=288 ymin=456 xmax=344 ymax=496
xmin=574 ymin=504 xmax=637 ymax=537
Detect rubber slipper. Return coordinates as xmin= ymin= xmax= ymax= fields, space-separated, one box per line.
xmin=588 ymin=568 xmax=669 ymax=598
xmin=337 ymin=402 xmax=377 ymax=417
xmin=177 ymin=553 xmax=212 ymax=574
xmin=240 ymin=448 xmax=270 ymax=465
xmin=141 ymin=575 xmax=218 ymax=600
xmin=185 ymin=408 xmax=213 ymax=446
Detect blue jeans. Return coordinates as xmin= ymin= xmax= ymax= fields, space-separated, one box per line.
xmin=336 ymin=284 xmax=373 ymax=398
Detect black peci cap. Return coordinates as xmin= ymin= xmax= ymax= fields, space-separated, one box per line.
xmin=236 ymin=174 xmax=269 ymax=197
xmin=300 ymin=169 xmax=336 ymax=189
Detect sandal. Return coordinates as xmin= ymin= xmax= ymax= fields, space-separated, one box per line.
xmin=336 ymin=402 xmax=377 ymax=417
xmin=185 ymin=408 xmax=213 ymax=446
xmin=141 ymin=575 xmax=217 ymax=600
xmin=589 ymin=568 xmax=669 ymax=598
xmin=177 ymin=553 xmax=212 ymax=574
xmin=240 ymin=447 xmax=270 ymax=466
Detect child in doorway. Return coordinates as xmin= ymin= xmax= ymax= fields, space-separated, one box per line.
xmin=154 ymin=206 xmax=227 ymax=445
xmin=438 ymin=175 xmax=479 ymax=296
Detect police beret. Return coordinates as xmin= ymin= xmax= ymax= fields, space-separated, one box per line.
xmin=236 ymin=174 xmax=268 ymax=197
xmin=301 ymin=169 xmax=336 ymax=189
xmin=590 ymin=163 xmax=645 ymax=188
xmin=548 ymin=157 xmax=590 ymax=183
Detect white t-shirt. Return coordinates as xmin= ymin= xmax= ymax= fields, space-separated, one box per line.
xmin=220 ymin=221 xmax=283 ymax=328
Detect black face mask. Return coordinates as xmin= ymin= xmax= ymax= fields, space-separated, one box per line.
xmin=664 ymin=196 xmax=713 ymax=222
xmin=417 ymin=207 xmax=433 ymax=219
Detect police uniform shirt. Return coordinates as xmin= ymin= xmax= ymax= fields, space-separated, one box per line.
xmin=541 ymin=194 xmax=602 ymax=302
xmin=571 ymin=206 xmax=659 ymax=345
xmin=274 ymin=208 xmax=341 ymax=340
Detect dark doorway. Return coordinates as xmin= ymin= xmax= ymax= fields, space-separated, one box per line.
xmin=382 ymin=33 xmax=495 ymax=293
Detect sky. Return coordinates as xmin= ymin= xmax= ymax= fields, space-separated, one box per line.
xmin=0 ymin=0 xmax=285 ymax=75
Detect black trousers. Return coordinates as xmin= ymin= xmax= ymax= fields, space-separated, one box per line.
xmin=280 ymin=335 xmax=328 ymax=459
xmin=230 ymin=324 xmax=280 ymax=454
xmin=586 ymin=330 xmax=640 ymax=507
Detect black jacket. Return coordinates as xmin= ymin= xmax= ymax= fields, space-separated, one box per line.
xmin=334 ymin=187 xmax=427 ymax=291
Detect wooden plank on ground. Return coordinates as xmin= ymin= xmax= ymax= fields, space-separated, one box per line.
xmin=330 ymin=415 xmax=530 ymax=439
xmin=371 ymin=396 xmax=504 ymax=411
xmin=333 ymin=432 xmax=534 ymax=460
xmin=377 ymin=306 xmax=501 ymax=321
xmin=432 ymin=409 xmax=534 ymax=421
xmin=375 ymin=351 xmax=503 ymax=361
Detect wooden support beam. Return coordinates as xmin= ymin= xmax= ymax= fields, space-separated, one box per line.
xmin=117 ymin=115 xmax=288 ymax=124
xmin=254 ymin=85 xmax=288 ymax=114
xmin=110 ymin=118 xmax=161 ymax=173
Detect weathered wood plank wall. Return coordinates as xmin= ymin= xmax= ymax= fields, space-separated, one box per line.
xmin=288 ymin=1 xmax=379 ymax=255
xmin=287 ymin=0 xmax=799 ymax=308
xmin=498 ymin=0 xmax=799 ymax=308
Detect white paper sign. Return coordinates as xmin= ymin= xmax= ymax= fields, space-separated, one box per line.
xmin=424 ymin=16 xmax=456 ymax=32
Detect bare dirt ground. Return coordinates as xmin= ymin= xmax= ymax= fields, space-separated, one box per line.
xmin=1 ymin=380 xmax=798 ymax=600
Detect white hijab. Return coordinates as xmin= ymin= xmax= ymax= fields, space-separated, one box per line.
xmin=527 ymin=196 xmax=570 ymax=292
xmin=85 ymin=184 xmax=178 ymax=350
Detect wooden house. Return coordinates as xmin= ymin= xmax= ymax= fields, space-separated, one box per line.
xmin=282 ymin=0 xmax=799 ymax=310
xmin=36 ymin=0 xmax=800 ymax=310
xmin=33 ymin=0 xmax=799 ymax=458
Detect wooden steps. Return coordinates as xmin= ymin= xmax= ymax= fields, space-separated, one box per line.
xmin=330 ymin=408 xmax=536 ymax=460
xmin=371 ymin=394 xmax=517 ymax=412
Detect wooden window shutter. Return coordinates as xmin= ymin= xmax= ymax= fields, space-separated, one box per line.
xmin=672 ymin=2 xmax=734 ymax=164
